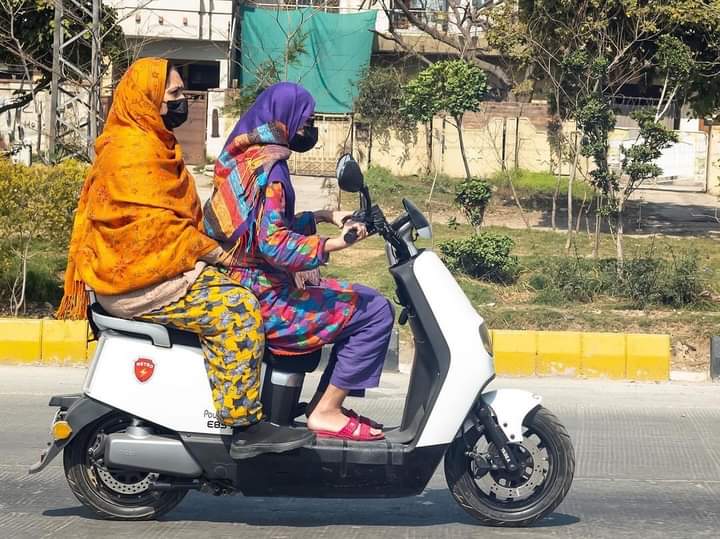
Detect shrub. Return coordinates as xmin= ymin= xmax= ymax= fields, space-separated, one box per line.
xmin=530 ymin=249 xmax=706 ymax=308
xmin=455 ymin=177 xmax=492 ymax=231
xmin=439 ymin=233 xmax=519 ymax=284
xmin=0 ymin=158 xmax=86 ymax=314
xmin=534 ymin=256 xmax=606 ymax=304
xmin=660 ymin=251 xmax=704 ymax=307
xmin=616 ymin=257 xmax=662 ymax=308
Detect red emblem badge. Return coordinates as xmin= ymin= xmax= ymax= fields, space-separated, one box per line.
xmin=134 ymin=358 xmax=155 ymax=383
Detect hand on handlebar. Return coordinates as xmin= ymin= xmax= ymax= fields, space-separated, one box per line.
xmin=331 ymin=210 xmax=353 ymax=228
xmin=325 ymin=221 xmax=367 ymax=252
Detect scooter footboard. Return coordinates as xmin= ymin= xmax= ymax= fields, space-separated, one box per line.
xmin=480 ymin=389 xmax=542 ymax=443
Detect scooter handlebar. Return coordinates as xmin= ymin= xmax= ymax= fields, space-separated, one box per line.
xmin=343 ymin=228 xmax=359 ymax=245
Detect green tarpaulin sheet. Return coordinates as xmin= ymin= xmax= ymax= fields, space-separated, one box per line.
xmin=240 ymin=7 xmax=377 ymax=114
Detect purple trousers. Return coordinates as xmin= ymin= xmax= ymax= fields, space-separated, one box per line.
xmin=317 ymin=284 xmax=394 ymax=395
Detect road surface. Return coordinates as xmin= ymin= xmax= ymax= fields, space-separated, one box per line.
xmin=1 ymin=365 xmax=719 ymax=538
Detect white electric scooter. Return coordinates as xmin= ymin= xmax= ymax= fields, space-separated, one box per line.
xmin=30 ymin=155 xmax=574 ymax=526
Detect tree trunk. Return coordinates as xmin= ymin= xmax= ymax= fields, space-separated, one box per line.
xmin=592 ymin=195 xmax=602 ymax=259
xmin=551 ymin=169 xmax=561 ymax=231
xmin=506 ymin=171 xmax=531 ymax=230
xmin=616 ymin=199 xmax=625 ymax=269
xmin=367 ymin=124 xmax=373 ymax=167
xmin=575 ymin=190 xmax=587 ymax=235
xmin=455 ymin=115 xmax=472 ymax=180
xmin=565 ymin=133 xmax=580 ymax=252
xmin=425 ymin=120 xmax=433 ymax=175
xmin=12 ymin=242 xmax=30 ymax=317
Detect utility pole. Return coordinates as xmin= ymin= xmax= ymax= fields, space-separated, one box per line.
xmin=48 ymin=0 xmax=103 ymax=162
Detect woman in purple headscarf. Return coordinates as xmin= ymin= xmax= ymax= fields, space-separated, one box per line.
xmin=204 ymin=82 xmax=393 ymax=442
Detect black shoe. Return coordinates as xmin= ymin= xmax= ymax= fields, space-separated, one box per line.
xmin=230 ymin=421 xmax=315 ymax=460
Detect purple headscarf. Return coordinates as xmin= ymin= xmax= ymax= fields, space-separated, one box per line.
xmin=226 ymin=82 xmax=315 ymax=148
xmin=203 ymin=82 xmax=316 ymax=248
xmin=230 ymin=82 xmax=314 ymax=212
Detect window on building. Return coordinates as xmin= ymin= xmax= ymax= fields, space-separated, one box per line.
xmin=392 ymin=0 xmax=448 ymax=29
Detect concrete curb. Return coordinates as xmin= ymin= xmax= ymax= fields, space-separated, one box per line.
xmin=0 ymin=319 xmax=671 ymax=381
xmin=492 ymin=330 xmax=671 ymax=381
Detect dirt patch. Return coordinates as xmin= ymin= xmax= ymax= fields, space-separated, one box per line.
xmin=0 ymin=301 xmax=55 ymax=319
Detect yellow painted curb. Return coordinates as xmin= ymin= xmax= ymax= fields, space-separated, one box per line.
xmin=0 ymin=319 xmax=673 ymax=381
xmin=581 ymin=333 xmax=626 ymax=379
xmin=626 ymin=334 xmax=671 ymax=381
xmin=41 ymin=320 xmax=88 ymax=364
xmin=492 ymin=330 xmax=536 ymax=376
xmin=489 ymin=329 xmax=670 ymax=381
xmin=0 ymin=319 xmax=43 ymax=363
xmin=537 ymin=331 xmax=582 ymax=377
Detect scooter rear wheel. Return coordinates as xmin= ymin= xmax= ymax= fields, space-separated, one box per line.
xmin=63 ymin=413 xmax=188 ymax=520
xmin=444 ymin=406 xmax=574 ymax=527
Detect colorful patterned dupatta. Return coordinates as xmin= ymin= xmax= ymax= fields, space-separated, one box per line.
xmin=203 ymin=83 xmax=315 ymax=252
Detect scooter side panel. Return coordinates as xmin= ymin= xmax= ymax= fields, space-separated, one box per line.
xmin=413 ymin=251 xmax=495 ymax=447
xmin=84 ymin=333 xmax=231 ymax=435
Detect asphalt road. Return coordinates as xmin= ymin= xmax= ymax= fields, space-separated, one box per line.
xmin=1 ymin=365 xmax=720 ymax=538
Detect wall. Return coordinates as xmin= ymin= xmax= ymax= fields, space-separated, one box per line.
xmin=106 ymin=0 xmax=233 ymax=42
xmin=205 ymin=89 xmax=232 ymax=160
xmin=353 ymin=102 xmax=711 ymax=189
xmin=364 ymin=102 xmax=555 ymax=178
xmin=0 ymin=82 xmax=51 ymax=156
xmin=707 ymin=126 xmax=720 ymax=195
xmin=128 ymin=38 xmax=230 ymax=88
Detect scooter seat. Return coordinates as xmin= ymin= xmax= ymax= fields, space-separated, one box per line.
xmin=263 ymin=349 xmax=322 ymax=373
xmin=88 ymin=303 xmax=201 ymax=348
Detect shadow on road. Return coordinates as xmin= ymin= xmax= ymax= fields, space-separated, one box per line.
xmin=43 ymin=488 xmax=580 ymax=529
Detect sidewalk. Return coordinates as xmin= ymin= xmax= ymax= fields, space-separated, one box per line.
xmin=193 ymin=170 xmax=337 ymax=212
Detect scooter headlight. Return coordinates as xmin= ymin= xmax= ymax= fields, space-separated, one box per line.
xmin=478 ymin=323 xmax=493 ymax=356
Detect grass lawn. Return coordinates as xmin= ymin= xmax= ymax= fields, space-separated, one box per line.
xmin=350 ymin=166 xmax=592 ymax=218
xmin=320 ymin=216 xmax=720 ymax=371
xmin=4 ymin=163 xmax=718 ymax=371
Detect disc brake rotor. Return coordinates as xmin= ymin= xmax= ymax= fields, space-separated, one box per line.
xmin=475 ymin=436 xmax=548 ymax=501
xmin=95 ymin=466 xmax=159 ymax=495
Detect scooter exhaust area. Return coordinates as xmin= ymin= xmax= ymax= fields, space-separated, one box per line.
xmin=104 ymin=428 xmax=203 ymax=478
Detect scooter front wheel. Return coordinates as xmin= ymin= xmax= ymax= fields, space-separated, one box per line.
xmin=444 ymin=406 xmax=574 ymax=527
xmin=63 ymin=413 xmax=188 ymax=520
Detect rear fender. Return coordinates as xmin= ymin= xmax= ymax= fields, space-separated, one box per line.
xmin=28 ymin=396 xmax=114 ymax=474
xmin=479 ymin=389 xmax=542 ymax=443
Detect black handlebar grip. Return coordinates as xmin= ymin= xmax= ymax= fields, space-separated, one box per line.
xmin=344 ymin=228 xmax=359 ymax=245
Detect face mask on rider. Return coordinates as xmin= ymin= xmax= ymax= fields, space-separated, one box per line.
xmin=289 ymin=117 xmax=318 ymax=153
xmin=161 ymin=98 xmax=188 ymax=130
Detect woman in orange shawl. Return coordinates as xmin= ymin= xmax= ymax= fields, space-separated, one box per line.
xmin=57 ymin=58 xmax=312 ymax=459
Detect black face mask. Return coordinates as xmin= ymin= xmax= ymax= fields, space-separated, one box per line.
xmin=289 ymin=126 xmax=318 ymax=153
xmin=161 ymin=97 xmax=188 ymax=130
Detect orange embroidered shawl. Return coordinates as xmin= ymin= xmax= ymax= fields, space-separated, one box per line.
xmin=56 ymin=57 xmax=218 ymax=320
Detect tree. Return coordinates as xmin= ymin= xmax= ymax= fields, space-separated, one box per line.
xmin=653 ymin=35 xmax=696 ymax=121
xmin=455 ymin=176 xmax=493 ymax=233
xmin=353 ymin=66 xmax=416 ymax=166
xmin=0 ymin=0 xmax=124 ymax=115
xmin=401 ymin=59 xmax=488 ymax=180
xmin=616 ymin=109 xmax=677 ymax=262
xmin=491 ymin=0 xmax=720 ymax=258
xmin=372 ymin=0 xmax=516 ymax=96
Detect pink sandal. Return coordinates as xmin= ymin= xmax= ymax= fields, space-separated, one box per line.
xmin=343 ymin=408 xmax=383 ymax=429
xmin=313 ymin=415 xmax=385 ymax=441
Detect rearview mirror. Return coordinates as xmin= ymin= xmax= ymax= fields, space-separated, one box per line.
xmin=335 ymin=154 xmax=364 ymax=193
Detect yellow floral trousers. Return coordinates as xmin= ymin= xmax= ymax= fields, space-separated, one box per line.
xmin=140 ymin=266 xmax=265 ymax=427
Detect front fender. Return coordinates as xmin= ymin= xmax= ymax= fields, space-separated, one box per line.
xmin=480 ymin=389 xmax=542 ymax=443
xmin=28 ymin=396 xmax=114 ymax=474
